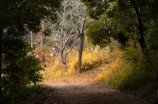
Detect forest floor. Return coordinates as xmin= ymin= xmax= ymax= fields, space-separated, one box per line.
xmin=28 ymin=69 xmax=157 ymax=104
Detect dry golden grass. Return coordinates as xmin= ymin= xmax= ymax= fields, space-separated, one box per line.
xmin=41 ymin=40 xmax=146 ymax=89
xmin=94 ymin=49 xmax=124 ymax=83
xmin=41 ymin=45 xmax=109 ymax=83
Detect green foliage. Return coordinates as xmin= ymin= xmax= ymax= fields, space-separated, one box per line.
xmin=0 ymin=0 xmax=61 ymax=31
xmin=2 ymin=40 xmax=44 ymax=95
xmin=82 ymin=0 xmax=158 ymax=90
xmin=111 ymin=48 xmax=148 ymax=89
xmin=44 ymin=28 xmax=52 ymax=36
xmin=1 ymin=39 xmax=44 ymax=102
xmin=155 ymin=90 xmax=158 ymax=103
xmin=85 ymin=14 xmax=128 ymax=47
xmin=85 ymin=15 xmax=112 ymax=47
xmin=82 ymin=0 xmax=158 ymax=51
xmin=113 ymin=31 xmax=128 ymax=46
xmin=146 ymin=22 xmax=158 ymax=51
xmin=0 ymin=0 xmax=61 ymax=100
xmin=1 ymin=84 xmax=45 ymax=104
xmin=81 ymin=0 xmax=109 ymax=19
xmin=98 ymin=46 xmax=158 ymax=89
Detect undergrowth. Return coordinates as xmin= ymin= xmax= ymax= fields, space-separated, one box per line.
xmin=41 ymin=45 xmax=108 ymax=80
xmin=1 ymin=84 xmax=45 ymax=104
xmin=95 ymin=42 xmax=158 ymax=89
xmin=38 ymin=39 xmax=158 ymax=89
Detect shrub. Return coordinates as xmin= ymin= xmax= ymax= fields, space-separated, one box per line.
xmin=44 ymin=28 xmax=52 ymax=36
xmin=1 ymin=85 xmax=45 ymax=104
xmin=95 ymin=45 xmax=158 ymax=89
xmin=1 ymin=40 xmax=44 ymax=103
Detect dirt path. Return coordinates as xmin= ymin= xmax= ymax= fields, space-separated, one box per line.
xmin=32 ymin=82 xmax=152 ymax=104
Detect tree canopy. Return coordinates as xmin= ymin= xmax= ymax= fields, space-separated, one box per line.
xmin=81 ymin=0 xmax=158 ymax=53
xmin=0 ymin=0 xmax=61 ymax=103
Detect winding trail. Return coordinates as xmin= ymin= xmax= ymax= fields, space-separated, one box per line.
xmin=32 ymin=82 xmax=151 ymax=104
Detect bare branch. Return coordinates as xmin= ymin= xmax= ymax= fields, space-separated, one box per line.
xmin=81 ymin=11 xmax=87 ymax=34
xmin=61 ymin=28 xmax=74 ymax=51
xmin=65 ymin=37 xmax=79 ymax=56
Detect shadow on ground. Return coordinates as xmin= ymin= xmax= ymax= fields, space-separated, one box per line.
xmin=29 ymin=83 xmax=153 ymax=104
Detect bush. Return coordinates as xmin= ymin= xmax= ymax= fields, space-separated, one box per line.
xmin=95 ymin=45 xmax=158 ymax=89
xmin=1 ymin=85 xmax=45 ymax=104
xmin=1 ymin=40 xmax=44 ymax=102
xmin=44 ymin=28 xmax=52 ymax=36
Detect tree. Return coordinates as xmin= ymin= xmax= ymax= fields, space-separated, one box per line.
xmin=77 ymin=8 xmax=87 ymax=75
xmin=59 ymin=0 xmax=87 ymax=74
xmin=81 ymin=0 xmax=158 ymax=54
xmin=53 ymin=0 xmax=87 ymax=75
xmin=0 ymin=0 xmax=61 ymax=99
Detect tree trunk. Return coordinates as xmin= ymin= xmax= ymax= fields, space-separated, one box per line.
xmin=60 ymin=30 xmax=67 ymax=65
xmin=0 ymin=28 xmax=2 ymax=96
xmin=41 ymin=20 xmax=45 ymax=47
xmin=34 ymin=82 xmax=37 ymax=87
xmin=77 ymin=9 xmax=86 ymax=75
xmin=41 ymin=32 xmax=43 ymax=47
xmin=137 ymin=18 xmax=146 ymax=53
xmin=59 ymin=0 xmax=66 ymax=64
xmin=61 ymin=50 xmax=66 ymax=65
xmin=130 ymin=0 xmax=147 ymax=53
xmin=30 ymin=31 xmax=34 ymax=48
xmin=77 ymin=33 xmax=84 ymax=75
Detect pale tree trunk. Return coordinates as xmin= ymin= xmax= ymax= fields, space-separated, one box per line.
xmin=41 ymin=33 xmax=43 ymax=47
xmin=59 ymin=0 xmax=66 ymax=64
xmin=41 ymin=20 xmax=44 ymax=47
xmin=29 ymin=31 xmax=34 ymax=56
xmin=30 ymin=31 xmax=34 ymax=48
